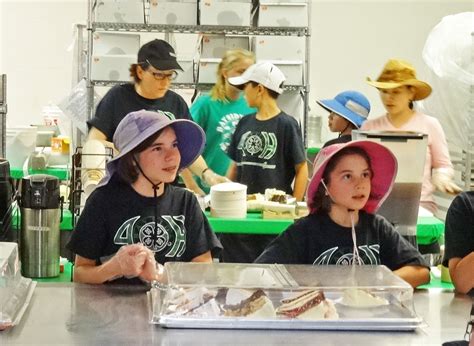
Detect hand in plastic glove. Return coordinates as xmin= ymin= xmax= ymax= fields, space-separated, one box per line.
xmin=432 ymin=168 xmax=463 ymax=195
xmin=112 ymin=244 xmax=148 ymax=278
xmin=139 ymin=249 xmax=165 ymax=283
xmin=202 ymin=168 xmax=230 ymax=187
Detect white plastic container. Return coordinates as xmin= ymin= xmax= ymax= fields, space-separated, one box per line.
xmin=93 ymin=32 xmax=140 ymax=56
xmin=201 ymin=35 xmax=250 ymax=59
xmin=258 ymin=0 xmax=308 ymax=27
xmin=6 ymin=126 xmax=38 ymax=168
xmin=95 ymin=0 xmax=145 ymax=24
xmin=259 ymin=60 xmax=304 ymax=86
xmin=210 ymin=182 xmax=247 ymax=218
xmin=199 ymin=0 xmax=252 ymax=26
xmin=91 ymin=55 xmax=136 ymax=81
xmin=149 ymin=0 xmax=197 ymax=25
xmin=254 ymin=35 xmax=305 ymax=61
xmin=198 ymin=58 xmax=220 ymax=84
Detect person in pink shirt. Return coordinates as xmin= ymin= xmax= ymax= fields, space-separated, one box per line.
xmin=361 ymin=59 xmax=461 ymax=213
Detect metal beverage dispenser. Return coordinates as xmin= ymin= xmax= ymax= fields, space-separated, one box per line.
xmin=352 ymin=131 xmax=428 ymax=247
xmin=20 ymin=174 xmax=61 ymax=277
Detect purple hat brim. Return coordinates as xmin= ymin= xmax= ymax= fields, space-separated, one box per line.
xmin=306 ymin=140 xmax=397 ymax=214
xmin=98 ymin=118 xmax=204 ymax=188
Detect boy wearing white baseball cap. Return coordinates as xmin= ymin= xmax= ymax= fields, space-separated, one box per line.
xmin=222 ymin=62 xmax=308 ymax=263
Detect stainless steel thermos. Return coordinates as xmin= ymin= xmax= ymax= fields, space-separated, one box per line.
xmin=20 ymin=174 xmax=61 ymax=278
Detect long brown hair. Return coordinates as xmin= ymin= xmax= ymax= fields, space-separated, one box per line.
xmin=210 ymin=48 xmax=255 ymax=101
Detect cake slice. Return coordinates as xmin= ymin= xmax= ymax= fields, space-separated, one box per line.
xmin=277 ymin=290 xmax=339 ymax=320
xmin=223 ymin=289 xmax=276 ymax=318
xmin=341 ymin=288 xmax=389 ymax=308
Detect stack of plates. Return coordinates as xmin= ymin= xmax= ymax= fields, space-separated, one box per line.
xmin=210 ymin=182 xmax=247 ymax=219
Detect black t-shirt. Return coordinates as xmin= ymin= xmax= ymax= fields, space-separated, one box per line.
xmin=227 ymin=112 xmax=306 ymax=195
xmin=88 ymin=83 xmax=191 ymax=141
xmin=67 ymin=174 xmax=222 ymax=265
xmin=255 ymin=212 xmax=428 ymax=270
xmin=322 ymin=134 xmax=352 ymax=148
xmin=443 ymin=191 xmax=474 ymax=267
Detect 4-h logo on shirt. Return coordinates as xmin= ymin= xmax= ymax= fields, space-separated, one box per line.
xmin=114 ymin=215 xmax=186 ymax=257
xmin=238 ymin=131 xmax=277 ymax=160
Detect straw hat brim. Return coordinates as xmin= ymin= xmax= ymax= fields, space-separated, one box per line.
xmin=366 ymin=78 xmax=432 ymax=100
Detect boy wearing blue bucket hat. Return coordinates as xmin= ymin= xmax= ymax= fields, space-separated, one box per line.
xmin=67 ymin=110 xmax=222 ymax=284
xmin=317 ymin=90 xmax=370 ymax=148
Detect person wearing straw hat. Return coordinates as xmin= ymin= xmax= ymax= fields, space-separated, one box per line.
xmin=317 ymin=90 xmax=371 ymax=148
xmin=361 ymin=58 xmax=461 ymax=213
xmin=256 ymin=141 xmax=429 ymax=288
xmin=86 ymin=39 xmax=227 ymax=196
xmin=67 ymin=110 xmax=222 ymax=284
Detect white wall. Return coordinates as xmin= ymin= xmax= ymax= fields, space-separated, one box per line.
xmin=0 ymin=0 xmax=86 ymax=127
xmin=0 ymin=0 xmax=472 ymax=139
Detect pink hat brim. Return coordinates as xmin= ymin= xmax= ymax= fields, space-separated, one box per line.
xmin=306 ymin=140 xmax=397 ymax=214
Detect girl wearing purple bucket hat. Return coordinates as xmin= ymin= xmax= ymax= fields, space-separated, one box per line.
xmin=256 ymin=140 xmax=430 ymax=288
xmin=67 ymin=110 xmax=222 ymax=284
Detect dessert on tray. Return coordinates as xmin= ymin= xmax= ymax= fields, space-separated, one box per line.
xmin=340 ymin=288 xmax=389 ymax=308
xmin=276 ymin=290 xmax=339 ymax=320
xmin=222 ymin=289 xmax=275 ymax=318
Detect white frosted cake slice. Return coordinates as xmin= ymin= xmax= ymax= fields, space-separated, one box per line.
xmin=341 ymin=288 xmax=389 ymax=308
xmin=223 ymin=289 xmax=276 ymax=319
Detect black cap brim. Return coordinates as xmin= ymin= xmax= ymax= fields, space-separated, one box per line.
xmin=148 ymin=58 xmax=183 ymax=71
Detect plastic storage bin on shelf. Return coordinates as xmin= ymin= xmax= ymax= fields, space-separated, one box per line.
xmin=95 ymin=0 xmax=145 ymax=24
xmin=149 ymin=262 xmax=423 ymax=330
xmin=257 ymin=0 xmax=308 ymax=27
xmin=199 ymin=0 xmax=252 ymax=26
xmin=149 ymin=0 xmax=197 ymax=25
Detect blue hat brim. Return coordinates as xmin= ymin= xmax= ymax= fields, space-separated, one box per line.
xmin=317 ymin=99 xmax=367 ymax=128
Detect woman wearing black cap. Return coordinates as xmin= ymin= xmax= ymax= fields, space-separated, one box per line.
xmin=86 ymin=39 xmax=227 ymax=194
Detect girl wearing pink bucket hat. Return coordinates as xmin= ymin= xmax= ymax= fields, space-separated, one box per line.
xmin=67 ymin=110 xmax=222 ymax=284
xmin=362 ymin=58 xmax=461 ymax=213
xmin=256 ymin=140 xmax=430 ymax=288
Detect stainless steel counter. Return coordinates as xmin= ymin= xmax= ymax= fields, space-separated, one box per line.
xmin=3 ymin=283 xmax=472 ymax=345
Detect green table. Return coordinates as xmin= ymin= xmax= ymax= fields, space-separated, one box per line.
xmin=10 ymin=166 xmax=70 ymax=180
xmin=206 ymin=212 xmax=444 ymax=246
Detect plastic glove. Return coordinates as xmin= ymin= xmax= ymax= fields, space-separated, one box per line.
xmin=139 ymin=249 xmax=165 ymax=283
xmin=432 ymin=168 xmax=463 ymax=194
xmin=202 ymin=168 xmax=230 ymax=187
xmin=112 ymin=244 xmax=148 ymax=278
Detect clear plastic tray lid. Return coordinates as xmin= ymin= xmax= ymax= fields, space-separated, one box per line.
xmin=149 ymin=263 xmax=421 ymax=331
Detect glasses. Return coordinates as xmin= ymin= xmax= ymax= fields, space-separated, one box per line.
xmin=147 ymin=69 xmax=178 ymax=81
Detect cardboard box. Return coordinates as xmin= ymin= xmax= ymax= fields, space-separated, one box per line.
xmin=198 ymin=58 xmax=220 ymax=83
xmin=259 ymin=60 xmax=304 ymax=86
xmin=199 ymin=0 xmax=252 ymax=26
xmin=149 ymin=0 xmax=197 ymax=25
xmin=254 ymin=35 xmax=305 ymax=61
xmin=174 ymin=58 xmax=195 ymax=84
xmin=258 ymin=0 xmax=308 ymax=27
xmin=95 ymin=0 xmax=145 ymax=24
xmin=201 ymin=35 xmax=250 ymax=59
xmin=91 ymin=55 xmax=135 ymax=82
xmin=93 ymin=32 xmax=140 ymax=56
